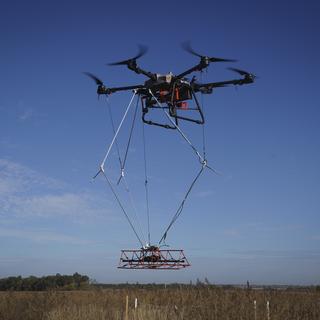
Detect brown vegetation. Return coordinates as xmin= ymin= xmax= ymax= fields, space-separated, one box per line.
xmin=0 ymin=286 xmax=319 ymax=320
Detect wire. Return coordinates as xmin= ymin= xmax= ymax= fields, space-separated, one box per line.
xmin=159 ymin=164 xmax=206 ymax=244
xmin=148 ymin=89 xmax=216 ymax=243
xmin=105 ymin=96 xmax=124 ymax=175
xmin=95 ymin=91 xmax=146 ymax=247
xmin=142 ymin=122 xmax=151 ymax=245
xmin=149 ymin=90 xmax=205 ymax=165
xmin=98 ymin=91 xmax=137 ymax=174
xmin=117 ymin=94 xmax=139 ymax=185
xmin=121 ymin=175 xmax=147 ymax=245
xmin=116 ymin=96 xmax=147 ymax=244
xmin=101 ymin=171 xmax=144 ymax=248
xmin=200 ymin=72 xmax=207 ymax=159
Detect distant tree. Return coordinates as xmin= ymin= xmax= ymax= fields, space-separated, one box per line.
xmin=0 ymin=273 xmax=90 ymax=291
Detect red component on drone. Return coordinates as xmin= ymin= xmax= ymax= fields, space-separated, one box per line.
xmin=176 ymin=101 xmax=188 ymax=109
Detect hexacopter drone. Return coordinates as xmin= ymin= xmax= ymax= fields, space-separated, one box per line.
xmin=84 ymin=43 xmax=255 ymax=270
xmin=85 ymin=42 xmax=255 ymax=130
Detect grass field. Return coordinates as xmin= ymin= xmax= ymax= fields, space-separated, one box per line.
xmin=0 ymin=286 xmax=319 ymax=320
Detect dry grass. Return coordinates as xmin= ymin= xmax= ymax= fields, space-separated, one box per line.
xmin=0 ymin=286 xmax=319 ymax=320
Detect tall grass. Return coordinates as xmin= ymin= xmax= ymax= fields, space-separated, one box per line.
xmin=0 ymin=286 xmax=319 ymax=320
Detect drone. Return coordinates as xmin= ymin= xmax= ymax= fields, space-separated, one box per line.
xmin=84 ymin=43 xmax=256 ymax=129
xmin=84 ymin=44 xmax=256 ymax=270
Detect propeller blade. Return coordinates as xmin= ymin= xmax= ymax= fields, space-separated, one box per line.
xmin=182 ymin=41 xmax=237 ymax=63
xmin=181 ymin=41 xmax=202 ymax=58
xmin=133 ymin=44 xmax=148 ymax=60
xmin=209 ymin=57 xmax=237 ymax=63
xmin=228 ymin=67 xmax=249 ymax=76
xmin=108 ymin=44 xmax=148 ymax=66
xmin=228 ymin=67 xmax=257 ymax=79
xmin=83 ymin=72 xmax=104 ymax=86
xmin=213 ymin=83 xmax=229 ymax=87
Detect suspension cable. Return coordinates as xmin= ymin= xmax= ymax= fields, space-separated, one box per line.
xmin=101 ymin=170 xmax=144 ymax=248
xmin=149 ymin=89 xmax=205 ymax=165
xmin=148 ymin=89 xmax=214 ymax=243
xmin=95 ymin=91 xmax=145 ymax=247
xmin=116 ymin=95 xmax=147 ymax=244
xmin=200 ymin=72 xmax=207 ymax=159
xmin=95 ymin=90 xmax=137 ymax=176
xmin=117 ymin=94 xmax=139 ymax=185
xmin=159 ymin=163 xmax=206 ymax=244
xmin=142 ymin=122 xmax=151 ymax=245
xmin=121 ymin=175 xmax=147 ymax=245
xmin=105 ymin=96 xmax=124 ymax=175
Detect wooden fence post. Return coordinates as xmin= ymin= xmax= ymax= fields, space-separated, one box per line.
xmin=125 ymin=295 xmax=129 ymax=320
xmin=266 ymin=301 xmax=270 ymax=320
xmin=254 ymin=300 xmax=257 ymax=320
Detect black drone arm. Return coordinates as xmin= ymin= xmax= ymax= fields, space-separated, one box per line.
xmin=175 ymin=58 xmax=210 ymax=80
xmin=192 ymin=73 xmax=255 ymax=94
xmin=126 ymin=62 xmax=157 ymax=81
xmin=97 ymin=84 xmax=144 ymax=95
xmin=108 ymin=45 xmax=157 ymax=81
xmin=83 ymin=72 xmax=144 ymax=96
xmin=176 ymin=43 xmax=237 ymax=80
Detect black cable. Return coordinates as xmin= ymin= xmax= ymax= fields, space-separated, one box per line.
xmin=105 ymin=96 xmax=123 ymax=170
xmin=159 ymin=165 xmax=205 ymax=244
xmin=101 ymin=171 xmax=144 ymax=248
xmin=120 ymin=95 xmax=139 ymax=173
xmin=142 ymin=122 xmax=151 ymax=245
xmin=115 ymin=94 xmax=147 ymax=243
xmin=200 ymin=72 xmax=207 ymax=159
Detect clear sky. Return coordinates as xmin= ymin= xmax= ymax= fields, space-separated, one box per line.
xmin=1 ymin=0 xmax=320 ymax=285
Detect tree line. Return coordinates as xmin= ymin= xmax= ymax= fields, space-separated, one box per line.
xmin=0 ymin=273 xmax=89 ymax=291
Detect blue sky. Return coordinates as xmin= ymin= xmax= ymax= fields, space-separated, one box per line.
xmin=1 ymin=0 xmax=320 ymax=285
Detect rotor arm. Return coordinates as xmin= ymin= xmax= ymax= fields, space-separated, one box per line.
xmin=97 ymin=84 xmax=144 ymax=95
xmin=175 ymin=59 xmax=210 ymax=80
xmin=108 ymin=45 xmax=156 ymax=80
xmin=126 ymin=61 xmax=157 ymax=81
xmin=192 ymin=76 xmax=255 ymax=93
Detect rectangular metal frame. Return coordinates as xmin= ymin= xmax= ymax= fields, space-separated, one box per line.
xmin=118 ymin=249 xmax=190 ymax=270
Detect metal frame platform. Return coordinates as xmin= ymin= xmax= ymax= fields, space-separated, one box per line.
xmin=118 ymin=248 xmax=190 ymax=270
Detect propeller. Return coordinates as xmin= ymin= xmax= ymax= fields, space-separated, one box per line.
xmin=182 ymin=41 xmax=237 ymax=63
xmin=83 ymin=72 xmax=110 ymax=95
xmin=83 ymin=72 xmax=104 ymax=86
xmin=228 ymin=67 xmax=257 ymax=80
xmin=108 ymin=45 xmax=148 ymax=66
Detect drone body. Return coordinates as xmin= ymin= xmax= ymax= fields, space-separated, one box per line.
xmin=85 ymin=43 xmax=255 ymax=129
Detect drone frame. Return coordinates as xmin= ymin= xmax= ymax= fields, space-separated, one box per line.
xmin=85 ymin=44 xmax=255 ymax=130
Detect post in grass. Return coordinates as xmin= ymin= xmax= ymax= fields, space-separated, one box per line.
xmin=266 ymin=300 xmax=270 ymax=320
xmin=125 ymin=295 xmax=129 ymax=320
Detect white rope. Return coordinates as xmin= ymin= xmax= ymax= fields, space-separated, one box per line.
xmin=149 ymin=89 xmax=221 ymax=175
xmin=148 ymin=89 xmax=205 ymax=164
xmin=98 ymin=90 xmax=137 ymax=175
xmin=94 ymin=91 xmax=146 ymax=247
